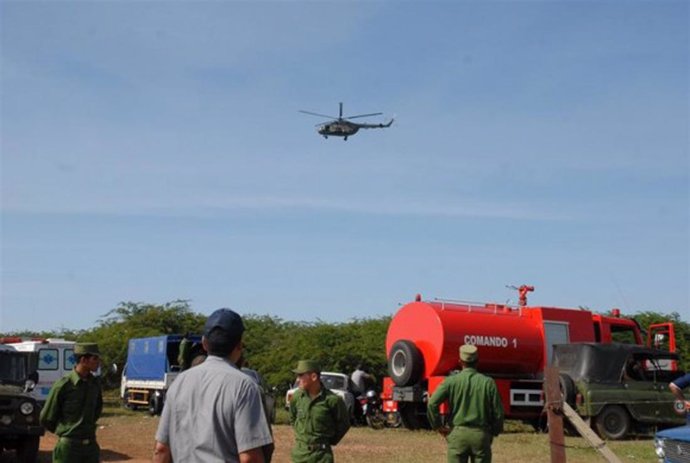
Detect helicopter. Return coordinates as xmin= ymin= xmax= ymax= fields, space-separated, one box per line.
xmin=299 ymin=102 xmax=394 ymax=140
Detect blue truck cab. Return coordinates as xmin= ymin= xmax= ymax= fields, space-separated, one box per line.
xmin=120 ymin=334 xmax=203 ymax=415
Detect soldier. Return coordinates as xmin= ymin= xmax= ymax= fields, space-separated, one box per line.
xmin=427 ymin=345 xmax=504 ymax=463
xmin=289 ymin=360 xmax=351 ymax=463
xmin=177 ymin=332 xmax=192 ymax=370
xmin=40 ymin=342 xmax=103 ymax=463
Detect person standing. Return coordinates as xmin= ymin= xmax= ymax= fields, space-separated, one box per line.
xmin=39 ymin=342 xmax=103 ymax=463
xmin=240 ymin=357 xmax=275 ymax=462
xmin=427 ymin=345 xmax=504 ymax=463
xmin=289 ymin=360 xmax=351 ymax=463
xmin=350 ymin=364 xmax=374 ymax=396
xmin=153 ymin=308 xmax=273 ymax=463
xmin=177 ymin=332 xmax=192 ymax=371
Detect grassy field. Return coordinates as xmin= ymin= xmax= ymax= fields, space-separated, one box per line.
xmin=88 ymin=392 xmax=659 ymax=463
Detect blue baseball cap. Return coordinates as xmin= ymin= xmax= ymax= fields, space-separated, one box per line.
xmin=204 ymin=308 xmax=245 ymax=338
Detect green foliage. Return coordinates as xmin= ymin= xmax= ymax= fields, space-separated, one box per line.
xmin=5 ymin=302 xmax=687 ymax=394
xmin=242 ymin=315 xmax=390 ymax=392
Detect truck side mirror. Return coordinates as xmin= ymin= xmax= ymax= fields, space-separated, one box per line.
xmin=110 ymin=363 xmax=119 ymax=375
xmin=25 ymin=371 xmax=39 ymax=392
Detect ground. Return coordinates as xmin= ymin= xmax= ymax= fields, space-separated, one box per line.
xmin=0 ymin=413 xmax=657 ymax=463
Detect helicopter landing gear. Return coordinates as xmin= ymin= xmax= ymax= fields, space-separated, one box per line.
xmin=344 ymin=136 xmax=348 ymax=141
xmin=323 ymin=135 xmax=328 ymax=139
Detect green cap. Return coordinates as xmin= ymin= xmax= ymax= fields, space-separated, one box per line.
xmin=460 ymin=344 xmax=478 ymax=363
xmin=74 ymin=343 xmax=100 ymax=356
xmin=292 ymin=359 xmax=321 ymax=374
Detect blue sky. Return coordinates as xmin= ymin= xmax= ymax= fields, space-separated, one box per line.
xmin=1 ymin=1 xmax=688 ymax=332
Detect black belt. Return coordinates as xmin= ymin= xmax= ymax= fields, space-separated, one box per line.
xmin=60 ymin=436 xmax=94 ymax=445
xmin=307 ymin=443 xmax=331 ymax=451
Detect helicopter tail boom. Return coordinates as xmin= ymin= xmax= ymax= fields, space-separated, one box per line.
xmin=357 ymin=118 xmax=394 ymax=129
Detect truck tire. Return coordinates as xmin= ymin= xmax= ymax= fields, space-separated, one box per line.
xmin=595 ymin=405 xmax=631 ymax=440
xmin=558 ymin=373 xmax=576 ymax=407
xmin=388 ymin=340 xmax=424 ymax=387
xmin=397 ymin=402 xmax=430 ymax=430
xmin=16 ymin=435 xmax=39 ymax=463
xmin=149 ymin=391 xmax=164 ymax=416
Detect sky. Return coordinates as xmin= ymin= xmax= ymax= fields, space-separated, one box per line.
xmin=1 ymin=1 xmax=688 ymax=333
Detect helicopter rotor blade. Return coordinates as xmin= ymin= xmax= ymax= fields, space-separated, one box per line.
xmin=344 ymin=112 xmax=384 ymax=120
xmin=299 ymin=110 xmax=338 ymax=119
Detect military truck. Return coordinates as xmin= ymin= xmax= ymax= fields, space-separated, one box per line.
xmin=0 ymin=345 xmax=43 ymax=462
xmin=553 ymin=343 xmax=685 ymax=439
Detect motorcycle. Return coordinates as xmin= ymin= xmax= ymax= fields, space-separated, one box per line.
xmin=361 ymin=390 xmax=387 ymax=429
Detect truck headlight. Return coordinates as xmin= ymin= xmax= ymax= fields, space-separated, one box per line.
xmin=654 ymin=437 xmax=665 ymax=459
xmin=19 ymin=401 xmax=34 ymax=416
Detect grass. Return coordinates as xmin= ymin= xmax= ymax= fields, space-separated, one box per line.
xmin=100 ymin=389 xmax=659 ymax=462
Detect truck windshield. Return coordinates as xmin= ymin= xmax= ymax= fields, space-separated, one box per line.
xmin=0 ymin=352 xmax=28 ymax=384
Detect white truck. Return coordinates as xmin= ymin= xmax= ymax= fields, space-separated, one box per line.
xmin=5 ymin=338 xmax=76 ymax=404
xmin=120 ymin=334 xmax=203 ymax=415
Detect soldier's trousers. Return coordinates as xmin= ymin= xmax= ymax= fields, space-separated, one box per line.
xmin=446 ymin=426 xmax=493 ymax=463
xmin=53 ymin=437 xmax=100 ymax=463
xmin=291 ymin=444 xmax=334 ymax=463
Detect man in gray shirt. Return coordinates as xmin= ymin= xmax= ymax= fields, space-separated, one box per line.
xmin=153 ymin=308 xmax=273 ymax=463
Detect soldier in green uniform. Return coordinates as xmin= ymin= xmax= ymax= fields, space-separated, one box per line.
xmin=289 ymin=360 xmax=351 ymax=463
xmin=40 ymin=342 xmax=103 ymax=463
xmin=427 ymin=345 xmax=504 ymax=463
xmin=177 ymin=333 xmax=192 ymax=370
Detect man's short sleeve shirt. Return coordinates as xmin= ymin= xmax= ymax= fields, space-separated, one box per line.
xmin=155 ymin=356 xmax=273 ymax=462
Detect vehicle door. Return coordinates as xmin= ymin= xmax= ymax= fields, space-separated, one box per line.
xmin=646 ymin=323 xmax=677 ymax=371
xmin=621 ymin=353 xmax=663 ymax=423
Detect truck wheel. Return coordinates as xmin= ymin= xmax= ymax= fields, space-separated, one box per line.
xmin=398 ymin=402 xmax=421 ymax=430
xmin=595 ymin=405 xmax=631 ymax=440
xmin=388 ymin=340 xmax=424 ymax=387
xmin=149 ymin=392 xmax=164 ymax=416
xmin=558 ymin=373 xmax=576 ymax=407
xmin=16 ymin=435 xmax=39 ymax=463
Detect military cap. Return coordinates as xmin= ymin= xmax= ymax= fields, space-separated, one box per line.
xmin=292 ymin=359 xmax=321 ymax=374
xmin=74 ymin=343 xmax=100 ymax=356
xmin=460 ymin=344 xmax=478 ymax=363
xmin=204 ymin=308 xmax=245 ymax=338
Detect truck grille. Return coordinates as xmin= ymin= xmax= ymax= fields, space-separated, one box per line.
xmin=661 ymin=439 xmax=690 ymax=463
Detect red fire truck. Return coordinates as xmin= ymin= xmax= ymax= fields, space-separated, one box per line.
xmin=382 ymin=288 xmax=676 ymax=429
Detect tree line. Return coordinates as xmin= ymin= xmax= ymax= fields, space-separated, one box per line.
xmin=4 ymin=300 xmax=689 ymax=392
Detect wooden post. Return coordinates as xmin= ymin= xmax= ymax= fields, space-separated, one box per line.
xmin=544 ymin=367 xmax=566 ymax=463
xmin=562 ymin=403 xmax=623 ymax=463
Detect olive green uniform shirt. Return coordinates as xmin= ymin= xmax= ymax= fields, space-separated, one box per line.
xmin=289 ymin=385 xmax=350 ymax=463
xmin=427 ymin=368 xmax=504 ymax=436
xmin=40 ymin=369 xmax=103 ymax=439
